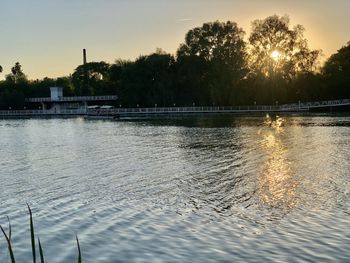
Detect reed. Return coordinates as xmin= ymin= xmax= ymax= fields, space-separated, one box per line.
xmin=27 ymin=203 xmax=36 ymax=263
xmin=0 ymin=204 xmax=82 ymax=262
xmin=76 ymin=235 xmax=82 ymax=263
xmin=0 ymin=217 xmax=15 ymax=263
xmin=38 ymin=238 xmax=45 ymax=263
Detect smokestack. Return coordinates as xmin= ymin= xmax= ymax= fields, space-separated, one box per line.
xmin=83 ymin=49 xmax=87 ymax=64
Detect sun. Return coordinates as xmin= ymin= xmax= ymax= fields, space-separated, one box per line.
xmin=271 ymin=50 xmax=281 ymax=61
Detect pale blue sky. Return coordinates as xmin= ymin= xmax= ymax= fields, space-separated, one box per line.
xmin=1 ymin=0 xmax=349 ymax=79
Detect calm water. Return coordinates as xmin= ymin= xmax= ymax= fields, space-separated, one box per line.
xmin=0 ymin=115 xmax=349 ymax=262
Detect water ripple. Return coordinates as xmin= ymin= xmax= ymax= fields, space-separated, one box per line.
xmin=0 ymin=116 xmax=349 ymax=262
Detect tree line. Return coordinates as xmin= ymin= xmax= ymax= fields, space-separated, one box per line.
xmin=0 ymin=15 xmax=349 ymax=109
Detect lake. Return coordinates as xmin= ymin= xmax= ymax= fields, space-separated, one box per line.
xmin=0 ymin=114 xmax=349 ymax=262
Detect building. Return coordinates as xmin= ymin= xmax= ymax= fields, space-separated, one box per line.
xmin=26 ymin=87 xmax=118 ymax=113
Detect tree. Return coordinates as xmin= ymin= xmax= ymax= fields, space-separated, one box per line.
xmin=119 ymin=52 xmax=176 ymax=107
xmin=322 ymin=41 xmax=350 ymax=99
xmin=177 ymin=21 xmax=248 ymax=105
xmin=175 ymin=55 xmax=211 ymax=105
xmin=289 ymin=72 xmax=326 ymax=102
xmin=248 ymin=15 xmax=321 ymax=103
xmin=249 ymin=15 xmax=320 ymax=80
xmin=177 ymin=21 xmax=246 ymax=63
xmin=108 ymin=59 xmax=130 ymax=96
xmin=6 ymin=62 xmax=27 ymax=84
xmin=0 ymin=88 xmax=25 ymax=109
xmin=72 ymin=62 xmax=110 ymax=95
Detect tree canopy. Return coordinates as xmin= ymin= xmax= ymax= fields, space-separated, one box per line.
xmin=177 ymin=21 xmax=248 ymax=105
xmin=118 ymin=52 xmax=175 ymax=107
xmin=177 ymin=21 xmax=246 ymax=63
xmin=322 ymin=42 xmax=350 ymax=99
xmin=249 ymin=15 xmax=320 ymax=80
xmin=6 ymin=62 xmax=27 ymax=84
xmin=72 ymin=62 xmax=110 ymax=95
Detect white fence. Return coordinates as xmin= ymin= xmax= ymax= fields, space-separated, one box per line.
xmin=0 ymin=109 xmax=86 ymax=116
xmin=87 ymin=105 xmax=302 ymax=116
xmin=281 ymin=98 xmax=350 ymax=109
xmin=1 ymin=98 xmax=349 ymax=117
xmin=26 ymin=95 xmax=118 ymax=103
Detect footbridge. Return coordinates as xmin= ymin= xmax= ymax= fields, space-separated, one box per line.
xmin=86 ymin=98 xmax=350 ymax=118
xmin=1 ymin=98 xmax=349 ymax=118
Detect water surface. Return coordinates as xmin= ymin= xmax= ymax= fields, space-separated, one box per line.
xmin=0 ymin=115 xmax=349 ymax=262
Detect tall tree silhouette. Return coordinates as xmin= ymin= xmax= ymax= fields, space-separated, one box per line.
xmin=72 ymin=62 xmax=110 ymax=95
xmin=249 ymin=15 xmax=320 ymax=80
xmin=177 ymin=21 xmax=248 ymax=105
xmin=248 ymin=15 xmax=321 ymax=103
xmin=322 ymin=41 xmax=350 ymax=98
xmin=6 ymin=62 xmax=27 ymax=84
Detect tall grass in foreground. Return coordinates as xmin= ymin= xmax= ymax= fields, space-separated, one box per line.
xmin=1 ymin=204 xmax=82 ymax=262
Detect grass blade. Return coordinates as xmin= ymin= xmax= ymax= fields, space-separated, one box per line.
xmin=27 ymin=203 xmax=36 ymax=263
xmin=0 ymin=224 xmax=16 ymax=263
xmin=76 ymin=235 xmax=82 ymax=263
xmin=38 ymin=238 xmax=45 ymax=263
xmin=7 ymin=216 xmax=12 ymax=241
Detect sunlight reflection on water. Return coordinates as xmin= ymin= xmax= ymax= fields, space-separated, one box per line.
xmin=259 ymin=115 xmax=298 ymax=210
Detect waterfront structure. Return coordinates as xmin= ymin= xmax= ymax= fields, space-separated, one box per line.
xmin=26 ymin=87 xmax=118 ymax=113
xmin=1 ymin=97 xmax=349 ymax=118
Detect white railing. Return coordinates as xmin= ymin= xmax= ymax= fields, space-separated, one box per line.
xmin=2 ymin=98 xmax=349 ymax=117
xmin=0 ymin=109 xmax=86 ymax=116
xmin=26 ymin=95 xmax=118 ymax=103
xmin=86 ymin=105 xmax=303 ymax=116
xmin=87 ymin=98 xmax=350 ymax=115
xmin=281 ymin=98 xmax=350 ymax=109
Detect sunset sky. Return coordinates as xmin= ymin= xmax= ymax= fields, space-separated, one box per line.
xmin=1 ymin=0 xmax=349 ymax=80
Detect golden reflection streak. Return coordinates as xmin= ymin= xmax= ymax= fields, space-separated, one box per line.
xmin=258 ymin=115 xmax=298 ymax=209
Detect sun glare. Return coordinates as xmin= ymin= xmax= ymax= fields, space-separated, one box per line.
xmin=271 ymin=50 xmax=281 ymax=61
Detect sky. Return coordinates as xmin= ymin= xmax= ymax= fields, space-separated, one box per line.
xmin=1 ymin=0 xmax=349 ymax=80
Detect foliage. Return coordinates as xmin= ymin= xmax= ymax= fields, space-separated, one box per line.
xmin=249 ymin=15 xmax=321 ymax=80
xmin=175 ymin=55 xmax=211 ymax=105
xmin=177 ymin=21 xmax=246 ymax=63
xmin=118 ymin=52 xmax=176 ymax=107
xmin=0 ymin=86 xmax=25 ymax=109
xmin=177 ymin=21 xmax=248 ymax=105
xmin=72 ymin=62 xmax=110 ymax=95
xmin=6 ymin=62 xmax=28 ymax=84
xmin=246 ymin=15 xmax=322 ymax=103
xmin=322 ymin=42 xmax=350 ymax=99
